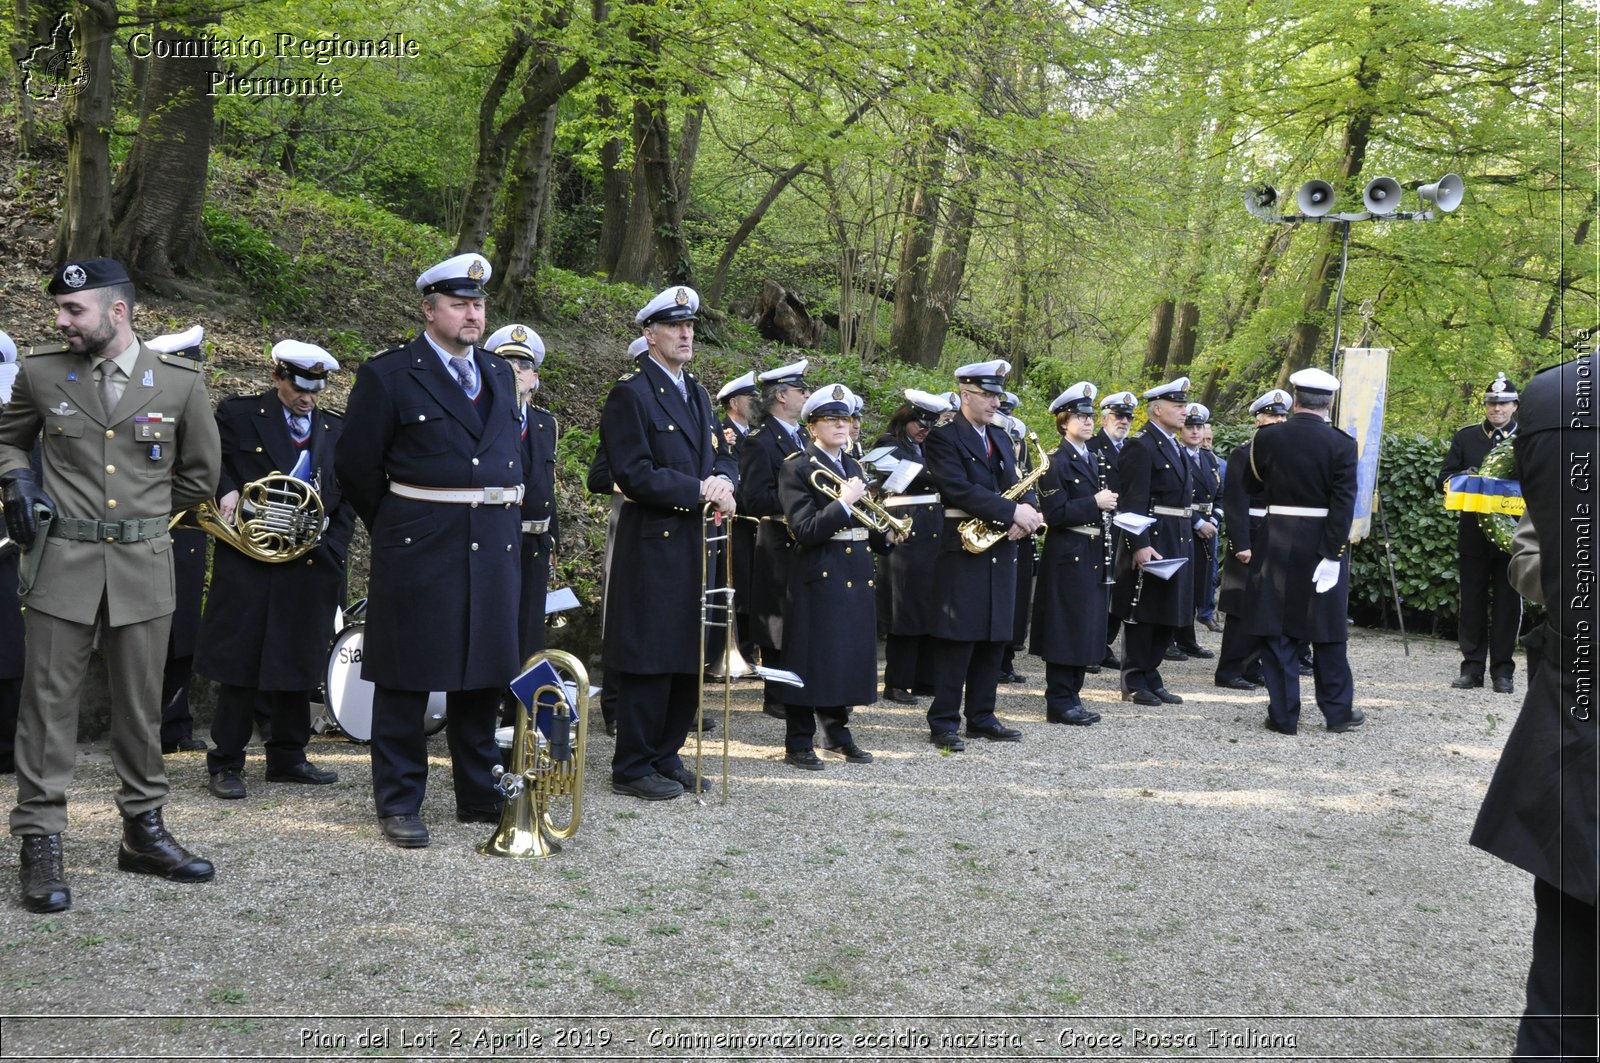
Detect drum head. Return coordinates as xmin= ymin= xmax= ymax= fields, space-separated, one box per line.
xmin=325 ymin=624 xmax=449 ymax=742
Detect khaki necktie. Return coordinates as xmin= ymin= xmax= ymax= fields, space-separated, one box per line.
xmin=97 ymin=363 xmax=119 ymax=419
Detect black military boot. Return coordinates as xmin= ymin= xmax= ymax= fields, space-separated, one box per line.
xmin=117 ymin=809 xmax=215 ymax=882
xmin=19 ymin=834 xmax=70 ymax=913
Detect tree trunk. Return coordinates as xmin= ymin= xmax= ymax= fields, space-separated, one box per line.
xmin=1170 ymin=300 xmax=1200 ymax=370
xmin=109 ymin=11 xmax=216 ymax=281
xmin=1278 ymin=59 xmax=1379 ymax=386
xmin=919 ymin=180 xmax=977 ymax=371
xmin=1142 ymin=297 xmax=1175 ymax=375
xmin=491 ymin=64 xmax=561 ymax=318
xmin=595 ymin=92 xmax=629 ymax=276
xmin=636 ymin=95 xmax=698 ymax=285
xmin=1534 ymin=191 xmax=1596 ymax=340
xmin=11 ymin=0 xmax=41 ymax=155
xmin=889 ymin=139 xmax=947 ymax=368
xmin=54 ymin=0 xmax=117 ymax=262
xmin=609 ymin=105 xmax=656 ymax=286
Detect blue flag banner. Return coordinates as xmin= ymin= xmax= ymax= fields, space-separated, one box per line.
xmin=1336 ymin=347 xmax=1390 ymax=543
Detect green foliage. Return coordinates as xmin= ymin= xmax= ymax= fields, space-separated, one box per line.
xmin=201 ymin=204 xmax=312 ymax=320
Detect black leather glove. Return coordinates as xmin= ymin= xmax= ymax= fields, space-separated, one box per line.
xmin=1 ymin=470 xmax=55 ymax=550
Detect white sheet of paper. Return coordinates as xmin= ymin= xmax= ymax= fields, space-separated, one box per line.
xmin=1113 ymin=512 xmax=1157 ymax=535
xmin=883 ymin=461 xmax=923 ymax=495
xmin=545 ymin=586 xmax=580 ymax=615
xmin=1139 ymin=557 xmax=1188 ymax=580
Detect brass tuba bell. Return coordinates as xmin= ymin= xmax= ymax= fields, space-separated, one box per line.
xmin=481 ymin=649 xmax=589 ymax=858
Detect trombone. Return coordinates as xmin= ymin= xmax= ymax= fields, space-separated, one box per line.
xmin=696 ymin=501 xmax=743 ymax=803
xmin=807 ymin=466 xmax=912 ymax=537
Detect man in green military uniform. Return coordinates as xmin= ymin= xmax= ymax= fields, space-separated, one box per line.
xmin=0 ymin=258 xmax=221 ymax=913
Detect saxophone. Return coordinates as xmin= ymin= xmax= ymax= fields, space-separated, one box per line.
xmin=959 ymin=432 xmax=1052 ymax=554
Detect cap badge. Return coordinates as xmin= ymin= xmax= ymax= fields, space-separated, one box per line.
xmin=831 ymin=385 xmax=845 ymax=400
xmin=467 ymin=259 xmax=485 ymax=281
xmin=510 ymin=325 xmax=527 ymax=342
xmin=62 ymin=264 xmax=87 ymax=289
xmin=674 ymin=287 xmax=689 ymax=306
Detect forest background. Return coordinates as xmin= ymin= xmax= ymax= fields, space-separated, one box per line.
xmin=1 ymin=0 xmax=1595 ymax=635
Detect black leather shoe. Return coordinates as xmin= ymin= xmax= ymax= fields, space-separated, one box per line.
xmin=1153 ymin=688 xmax=1184 ymax=704
xmin=666 ymin=767 xmax=713 ymax=793
xmin=1046 ymin=707 xmax=1097 ymax=726
xmin=1163 ymin=646 xmax=1189 ymax=662
xmin=1327 ymin=708 xmax=1367 ymax=733
xmin=1451 ymin=674 xmax=1484 ymax=689
xmin=929 ymin=731 xmax=966 ymax=752
xmin=1264 ymin=718 xmax=1297 ymax=735
xmin=998 ymin=669 xmax=1028 ymax=684
xmin=1123 ymin=689 xmax=1162 ymax=706
xmin=378 ymin=813 xmax=431 ymax=847
xmin=965 ymin=720 xmax=1022 ymax=742
xmin=207 ymin=770 xmax=246 ymax=800
xmin=265 ymin=761 xmax=338 ymax=785
xmin=882 ymin=686 xmax=917 ymax=704
xmin=1298 ymin=665 xmax=1315 ymax=677
xmin=19 ymin=835 xmax=70 ymax=913
xmin=1214 ymin=677 xmax=1258 ymax=691
xmin=1176 ymin=644 xmax=1215 ymax=659
xmin=785 ymin=749 xmax=825 ymax=771
xmin=1492 ymin=677 xmax=1514 ymax=694
xmin=1244 ymin=673 xmax=1266 ymax=686
xmin=1201 ymin=616 xmax=1223 ymax=632
xmin=161 ymin=736 xmax=208 ymax=754
xmin=455 ymin=806 xmax=501 ymax=824
xmin=821 ymin=741 xmax=874 ymax=763
xmin=611 ymin=773 xmax=683 ymax=801
xmin=1100 ymin=652 xmax=1121 ymax=669
xmin=693 ymin=716 xmax=717 ymax=735
xmin=1084 ymin=664 xmax=1102 ymax=675
xmin=118 ymin=809 xmax=215 ymax=881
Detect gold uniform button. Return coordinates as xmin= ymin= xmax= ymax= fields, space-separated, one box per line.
xmin=506 ymin=544 xmax=513 ymax=552
xmin=846 ymin=581 xmax=853 ymax=588
xmin=868 ymin=579 xmax=875 ymax=587
xmin=471 ymin=543 xmax=480 ymax=551
xmin=254 ymin=446 xmax=263 ymax=453
xmin=404 ymin=537 xmax=413 ymax=544
xmin=107 ymin=500 xmax=117 ymax=509
xmin=844 ymin=546 xmax=853 ymax=555
xmin=472 ymin=458 xmax=480 ymax=466
xmin=105 ymin=430 xmax=115 ymax=439
xmin=105 ymin=465 xmax=115 ymax=474
xmin=663 ymin=531 xmax=670 ymax=538
xmin=305 ymin=559 xmax=314 ymax=566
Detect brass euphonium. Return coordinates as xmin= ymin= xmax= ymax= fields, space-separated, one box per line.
xmin=481 ymin=649 xmax=589 ymax=859
xmin=960 ymin=432 xmax=1052 ymax=554
xmin=169 ymin=472 xmax=325 ymax=562
xmin=808 ymin=466 xmax=912 ymax=537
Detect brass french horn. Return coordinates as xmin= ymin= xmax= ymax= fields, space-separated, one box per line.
xmin=481 ymin=649 xmax=588 ymax=859
xmin=170 ymin=472 xmax=325 ymax=562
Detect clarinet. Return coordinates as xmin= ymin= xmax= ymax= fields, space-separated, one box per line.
xmin=1095 ymin=450 xmax=1115 ymax=586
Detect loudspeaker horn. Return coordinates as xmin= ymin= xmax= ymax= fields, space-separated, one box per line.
xmin=1418 ymin=173 xmax=1464 ymax=213
xmin=1362 ymin=176 xmax=1403 ymax=215
xmin=1243 ymin=184 xmax=1278 ymax=217
xmin=1296 ymin=179 xmax=1336 ymax=217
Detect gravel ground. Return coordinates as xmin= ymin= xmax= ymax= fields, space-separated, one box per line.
xmin=0 ymin=626 xmax=1534 ymax=1060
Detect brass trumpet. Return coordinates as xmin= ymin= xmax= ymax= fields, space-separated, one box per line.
xmin=170 ymin=472 xmax=325 ymax=563
xmin=481 ymin=648 xmax=588 ymax=858
xmin=808 ymin=467 xmax=912 ymax=537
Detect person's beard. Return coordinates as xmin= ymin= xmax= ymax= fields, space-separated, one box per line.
xmin=64 ymin=308 xmax=116 ymax=357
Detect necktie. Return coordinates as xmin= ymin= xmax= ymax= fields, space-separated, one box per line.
xmin=97 ymin=363 xmax=119 ymax=419
xmin=449 ymin=357 xmax=475 ymax=394
xmin=289 ymin=414 xmax=311 ymax=442
xmin=983 ymin=430 xmax=993 ymax=457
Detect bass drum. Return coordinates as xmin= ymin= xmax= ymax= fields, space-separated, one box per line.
xmin=324 ymin=622 xmax=448 ymax=742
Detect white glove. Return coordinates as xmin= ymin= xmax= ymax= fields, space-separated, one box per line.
xmin=1312 ymin=558 xmax=1340 ymax=594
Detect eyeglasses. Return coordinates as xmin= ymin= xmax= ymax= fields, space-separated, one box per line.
xmin=1106 ymin=412 xmax=1132 ymax=420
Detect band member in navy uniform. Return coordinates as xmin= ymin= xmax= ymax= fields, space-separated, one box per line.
xmin=145 ymin=327 xmax=210 ymax=755
xmin=483 ymin=323 xmax=559 ymax=668
xmin=1213 ymin=388 xmax=1289 ymax=691
xmin=200 ymin=341 xmax=352 ymax=800
xmin=1172 ymin=403 xmax=1219 ymax=660
xmin=1111 ymin=376 xmax=1195 ymax=707
xmin=998 ymin=392 xmax=1036 ymax=685
xmin=922 ymin=360 xmax=1040 ymax=750
xmin=776 ymin=384 xmax=889 ymax=769
xmin=1243 ymin=368 xmax=1361 ymax=735
xmin=600 ymin=286 xmax=737 ymax=801
xmin=1090 ymin=390 xmax=1136 ymax=670
xmin=335 ymin=253 xmax=525 ymax=847
xmin=1031 ymin=382 xmax=1117 ymax=726
xmin=1470 ymin=352 xmax=1598 ymax=1060
xmin=877 ymin=389 xmax=951 ymax=703
xmin=736 ymin=360 xmax=811 ymax=719
xmin=1438 ymin=372 xmax=1522 ymax=693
